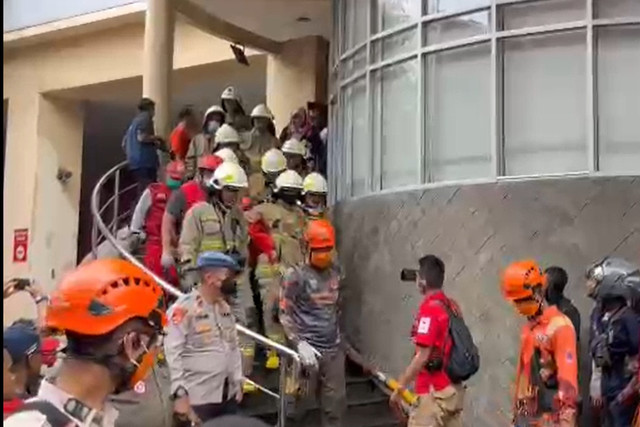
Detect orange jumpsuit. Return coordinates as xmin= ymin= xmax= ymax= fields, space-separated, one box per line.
xmin=514 ymin=306 xmax=578 ymax=427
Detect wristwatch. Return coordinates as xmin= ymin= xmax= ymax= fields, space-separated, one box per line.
xmin=171 ymin=386 xmax=188 ymax=401
xmin=34 ymin=295 xmax=49 ymax=305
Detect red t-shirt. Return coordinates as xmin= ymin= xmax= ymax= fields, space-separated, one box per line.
xmin=170 ymin=122 xmax=191 ymax=160
xmin=411 ymin=291 xmax=457 ymax=393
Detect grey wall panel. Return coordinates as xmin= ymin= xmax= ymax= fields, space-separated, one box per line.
xmin=334 ymin=175 xmax=640 ymax=426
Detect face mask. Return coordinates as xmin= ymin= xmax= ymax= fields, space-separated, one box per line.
xmin=166 ymin=178 xmax=182 ymax=190
xmin=304 ymin=205 xmax=325 ymax=217
xmin=514 ymin=299 xmax=541 ymax=317
xmin=207 ymin=121 xmax=220 ymax=135
xmin=310 ymin=251 xmax=333 ymax=269
xmin=221 ymin=279 xmax=237 ymax=296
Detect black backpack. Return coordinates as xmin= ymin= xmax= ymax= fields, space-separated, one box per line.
xmin=439 ymin=301 xmax=480 ymax=383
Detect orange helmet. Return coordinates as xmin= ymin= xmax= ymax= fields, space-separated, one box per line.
xmin=501 ymin=260 xmax=547 ymax=301
xmin=198 ymin=154 xmax=223 ymax=171
xmin=305 ymin=219 xmax=335 ymax=250
xmin=46 ymin=259 xmax=166 ymax=336
xmin=166 ymin=160 xmax=186 ymax=180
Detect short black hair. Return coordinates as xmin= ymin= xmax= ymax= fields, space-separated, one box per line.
xmin=138 ymin=97 xmax=155 ymax=112
xmin=418 ymin=255 xmax=445 ymax=289
xmin=178 ymin=105 xmax=195 ymax=120
xmin=545 ymin=266 xmax=568 ymax=295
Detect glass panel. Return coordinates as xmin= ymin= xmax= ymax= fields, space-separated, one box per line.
xmin=423 ymin=11 xmax=490 ymax=46
xmin=597 ymin=26 xmax=640 ymax=174
xmin=424 ymin=0 xmax=489 ymax=15
xmin=595 ymin=0 xmax=640 ymax=19
xmin=426 ymin=44 xmax=492 ymax=181
xmin=340 ymin=46 xmax=367 ymax=81
xmin=349 ymin=79 xmax=370 ymax=196
xmin=501 ymin=0 xmax=585 ymax=31
xmin=374 ymin=58 xmax=420 ymax=189
xmin=503 ymin=31 xmax=588 ymax=176
xmin=373 ymin=27 xmax=418 ymax=62
xmin=343 ymin=0 xmax=368 ymax=52
xmin=373 ymin=0 xmax=421 ymax=32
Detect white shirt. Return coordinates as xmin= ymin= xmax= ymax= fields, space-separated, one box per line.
xmin=4 ymin=380 xmax=119 ymax=427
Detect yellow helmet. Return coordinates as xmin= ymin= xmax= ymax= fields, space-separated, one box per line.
xmin=282 ymin=138 xmax=307 ymax=156
xmin=215 ymin=124 xmax=241 ymax=146
xmin=214 ymin=147 xmax=239 ymax=164
xmin=261 ymin=148 xmax=287 ymax=174
xmin=210 ymin=161 xmax=248 ymax=190
xmin=275 ymin=169 xmax=304 ymax=192
xmin=251 ymin=104 xmax=273 ymax=119
xmin=303 ymin=172 xmax=328 ymax=195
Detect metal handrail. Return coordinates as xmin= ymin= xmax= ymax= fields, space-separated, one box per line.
xmin=90 ymin=161 xmax=299 ymax=426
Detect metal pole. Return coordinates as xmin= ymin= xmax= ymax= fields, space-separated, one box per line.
xmin=91 ymin=222 xmax=98 ymax=258
xmin=112 ymin=169 xmax=120 ymax=235
xmin=277 ymin=360 xmax=287 ymax=427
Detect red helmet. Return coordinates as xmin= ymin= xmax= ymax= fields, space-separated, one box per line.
xmin=198 ymin=154 xmax=223 ymax=171
xmin=166 ymin=160 xmax=185 ymax=180
xmin=46 ymin=259 xmax=166 ymax=336
xmin=305 ymin=219 xmax=335 ymax=250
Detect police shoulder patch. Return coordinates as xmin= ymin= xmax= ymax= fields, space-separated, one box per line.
xmin=417 ymin=317 xmax=431 ymax=334
xmin=171 ymin=306 xmax=187 ymax=325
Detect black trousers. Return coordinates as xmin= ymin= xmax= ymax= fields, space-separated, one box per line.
xmin=192 ymin=399 xmax=238 ymax=422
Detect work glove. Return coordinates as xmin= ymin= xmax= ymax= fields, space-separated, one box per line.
xmin=161 ymin=252 xmax=175 ymax=269
xmin=297 ymin=341 xmax=319 ymax=369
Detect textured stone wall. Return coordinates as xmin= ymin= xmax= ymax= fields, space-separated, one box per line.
xmin=333 ymin=176 xmax=639 ymax=426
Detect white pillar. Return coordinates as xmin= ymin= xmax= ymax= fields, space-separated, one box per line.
xmin=142 ymin=0 xmax=174 ymax=138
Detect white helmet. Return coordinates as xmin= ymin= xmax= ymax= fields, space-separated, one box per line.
xmin=210 ymin=161 xmax=248 ymax=190
xmin=303 ymin=172 xmax=328 ymax=195
xmin=251 ymin=104 xmax=273 ymax=119
xmin=274 ymin=170 xmax=304 ymax=192
xmin=204 ymin=105 xmax=225 ymax=117
xmin=261 ymin=148 xmax=287 ymax=174
xmin=221 ymin=86 xmax=240 ymax=101
xmin=215 ymin=124 xmax=241 ymax=146
xmin=214 ymin=147 xmax=239 ymax=164
xmin=281 ymin=138 xmax=307 ymax=156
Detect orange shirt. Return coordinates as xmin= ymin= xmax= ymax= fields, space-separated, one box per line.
xmin=170 ymin=122 xmax=191 ymax=160
xmin=515 ymin=305 xmax=578 ymax=417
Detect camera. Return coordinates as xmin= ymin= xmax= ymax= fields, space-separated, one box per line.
xmin=400 ymin=268 xmax=418 ymax=282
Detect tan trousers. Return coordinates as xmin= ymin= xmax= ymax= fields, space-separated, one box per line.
xmin=409 ymin=384 xmax=465 ymax=427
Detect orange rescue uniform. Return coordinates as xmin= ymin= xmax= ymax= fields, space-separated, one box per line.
xmin=514 ymin=305 xmax=578 ymax=427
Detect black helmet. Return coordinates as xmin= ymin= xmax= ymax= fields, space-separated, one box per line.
xmin=588 ymin=257 xmax=640 ymax=305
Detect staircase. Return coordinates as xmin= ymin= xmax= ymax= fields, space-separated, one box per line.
xmin=91 ymin=161 xmax=402 ymax=427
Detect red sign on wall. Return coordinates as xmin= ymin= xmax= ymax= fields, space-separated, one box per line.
xmin=13 ymin=228 xmax=29 ymax=263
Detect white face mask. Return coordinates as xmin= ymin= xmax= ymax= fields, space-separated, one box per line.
xmin=207 ymin=121 xmax=220 ymax=135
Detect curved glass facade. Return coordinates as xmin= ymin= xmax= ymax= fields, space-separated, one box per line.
xmin=328 ymin=0 xmax=640 ymax=200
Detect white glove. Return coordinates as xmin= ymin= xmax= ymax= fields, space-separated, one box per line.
xmin=297 ymin=341 xmax=319 ymax=369
xmin=161 ymin=252 xmax=175 ymax=269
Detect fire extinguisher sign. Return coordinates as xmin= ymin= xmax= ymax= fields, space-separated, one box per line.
xmin=13 ymin=228 xmax=29 ymax=263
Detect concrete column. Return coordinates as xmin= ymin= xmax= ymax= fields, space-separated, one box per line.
xmin=266 ymin=36 xmax=329 ymax=132
xmin=142 ymin=0 xmax=174 ymax=138
xmin=3 ymin=95 xmax=84 ymax=326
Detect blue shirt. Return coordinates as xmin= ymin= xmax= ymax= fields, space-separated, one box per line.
xmin=125 ymin=111 xmax=158 ymax=170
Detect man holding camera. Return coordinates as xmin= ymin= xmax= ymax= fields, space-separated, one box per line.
xmin=391 ymin=255 xmax=466 ymax=427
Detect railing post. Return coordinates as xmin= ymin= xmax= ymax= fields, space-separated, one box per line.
xmin=91 ymin=222 xmax=98 ymax=258
xmin=278 ymin=361 xmax=287 ymax=427
xmin=112 ymin=169 xmax=120 ymax=235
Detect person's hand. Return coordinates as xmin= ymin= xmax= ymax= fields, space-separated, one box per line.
xmin=235 ymin=387 xmax=243 ymax=403
xmin=590 ymin=395 xmax=603 ymax=409
xmin=173 ymin=396 xmax=201 ymax=425
xmin=161 ymin=252 xmax=175 ymax=269
xmin=4 ymin=280 xmax=21 ymax=299
xmin=297 ymin=341 xmax=319 ymax=369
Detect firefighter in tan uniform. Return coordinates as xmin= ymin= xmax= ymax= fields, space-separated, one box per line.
xmin=250 ymin=169 xmax=307 ymax=370
xmin=179 ymin=161 xmax=256 ymax=390
xmin=221 ymin=86 xmax=251 ymax=132
xmin=302 ymin=172 xmax=329 ymax=221
xmin=282 ymin=138 xmax=309 ymax=178
xmin=248 ymin=148 xmax=287 ymax=204
xmin=215 ymin=124 xmax=251 ymax=174
xmin=243 ymin=104 xmax=280 ymax=166
xmin=185 ymin=105 xmax=225 ymax=179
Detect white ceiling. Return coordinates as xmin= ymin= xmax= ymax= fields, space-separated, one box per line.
xmin=189 ymin=0 xmax=331 ymax=42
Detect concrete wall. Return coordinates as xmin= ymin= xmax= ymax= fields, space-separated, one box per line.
xmin=333 ymin=175 xmax=640 ymax=426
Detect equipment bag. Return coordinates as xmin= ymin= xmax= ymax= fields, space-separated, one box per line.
xmin=439 ymin=301 xmax=480 ymax=383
